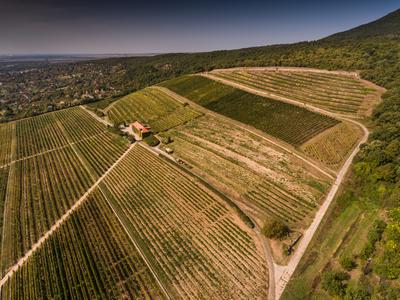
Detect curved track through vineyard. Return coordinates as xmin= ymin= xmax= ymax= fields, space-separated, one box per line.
xmin=208 ymin=69 xmax=379 ymax=116
xmin=159 ymin=75 xmax=339 ymax=146
xmin=101 ymin=144 xmax=269 ymax=299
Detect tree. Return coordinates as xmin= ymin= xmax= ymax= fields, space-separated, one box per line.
xmin=262 ymin=219 xmax=290 ymax=239
xmin=321 ymin=270 xmax=349 ymax=297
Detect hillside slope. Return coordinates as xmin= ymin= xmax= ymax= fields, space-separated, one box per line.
xmin=325 ymin=9 xmax=400 ymax=40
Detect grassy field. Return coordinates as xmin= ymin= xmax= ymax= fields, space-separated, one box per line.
xmin=102 ymin=144 xmax=268 ymax=299
xmin=106 ymin=87 xmax=201 ymax=132
xmin=283 ymin=188 xmax=382 ymax=299
xmin=160 ymin=75 xmax=339 ymax=146
xmin=301 ymin=122 xmax=363 ymax=170
xmin=0 ymin=107 xmax=129 ymax=275
xmin=210 ymin=69 xmax=378 ymax=116
xmin=159 ymin=115 xmax=329 ymax=228
xmin=1 ymin=189 xmax=164 ymax=299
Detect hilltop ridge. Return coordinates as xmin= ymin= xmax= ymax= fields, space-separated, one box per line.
xmin=324 ymin=8 xmax=400 ymax=40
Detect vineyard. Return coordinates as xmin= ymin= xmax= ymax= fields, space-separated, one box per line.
xmin=1 ymin=189 xmax=164 ymax=299
xmin=159 ymin=115 xmax=327 ymax=227
xmin=1 ymin=147 xmax=95 ymax=274
xmin=0 ymin=106 xmax=129 ymax=276
xmin=54 ymin=107 xmax=107 ymax=142
xmin=0 ymin=123 xmax=14 ymax=166
xmin=106 ymin=87 xmax=201 ymax=131
xmin=74 ymin=132 xmax=128 ymax=176
xmin=301 ymin=122 xmax=363 ymax=169
xmin=15 ymin=113 xmax=69 ymax=158
xmin=0 ymin=167 xmax=9 ymax=247
xmin=102 ymin=144 xmax=268 ymax=299
xmin=209 ymin=69 xmax=379 ymax=116
xmin=160 ymin=75 xmax=339 ymax=146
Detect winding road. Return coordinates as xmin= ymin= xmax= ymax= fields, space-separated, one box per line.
xmin=0 ymin=70 xmax=371 ymax=299
xmin=200 ymin=71 xmax=370 ymax=299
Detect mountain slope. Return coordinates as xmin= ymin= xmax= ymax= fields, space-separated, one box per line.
xmin=325 ymin=8 xmax=400 ymax=40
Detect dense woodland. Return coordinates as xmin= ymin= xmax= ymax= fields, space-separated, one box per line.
xmin=1 ymin=8 xmax=399 ymax=299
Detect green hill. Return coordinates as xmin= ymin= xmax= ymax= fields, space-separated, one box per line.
xmin=325 ymin=9 xmax=400 ymax=40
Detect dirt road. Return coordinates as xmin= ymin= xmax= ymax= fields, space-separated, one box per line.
xmin=201 ymin=73 xmax=370 ymax=299
xmin=0 ymin=144 xmax=135 ymax=290
xmin=81 ymin=105 xmax=113 ymax=126
xmin=155 ymin=86 xmax=335 ymax=180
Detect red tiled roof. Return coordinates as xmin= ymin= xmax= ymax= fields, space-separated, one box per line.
xmin=132 ymin=121 xmax=151 ymax=133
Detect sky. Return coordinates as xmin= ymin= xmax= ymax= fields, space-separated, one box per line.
xmin=0 ymin=0 xmax=399 ymax=55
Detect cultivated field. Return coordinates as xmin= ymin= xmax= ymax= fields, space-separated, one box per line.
xmin=160 ymin=75 xmax=339 ymax=146
xmin=208 ymin=68 xmax=379 ymax=116
xmin=1 ymin=189 xmax=163 ymax=299
xmin=301 ymin=122 xmax=363 ymax=169
xmin=159 ymin=115 xmax=330 ymax=227
xmin=106 ymin=87 xmax=201 ymax=132
xmin=102 ymin=144 xmax=269 ymax=299
xmin=0 ymin=123 xmax=15 ymax=166
xmin=0 ymin=107 xmax=129 ymax=276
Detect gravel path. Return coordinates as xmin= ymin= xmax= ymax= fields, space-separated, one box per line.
xmin=202 ymin=73 xmax=369 ymax=299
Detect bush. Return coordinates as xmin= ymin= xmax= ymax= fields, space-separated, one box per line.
xmin=340 ymin=255 xmax=356 ymax=271
xmin=344 ymin=286 xmax=371 ymax=300
xmin=95 ymin=109 xmax=105 ymax=117
xmin=262 ymin=219 xmax=290 ymax=239
xmin=144 ymin=135 xmax=160 ymax=147
xmin=321 ymin=270 xmax=349 ymax=296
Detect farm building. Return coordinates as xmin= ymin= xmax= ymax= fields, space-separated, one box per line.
xmin=131 ymin=121 xmax=151 ymax=139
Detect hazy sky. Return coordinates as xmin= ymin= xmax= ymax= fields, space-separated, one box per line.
xmin=0 ymin=0 xmax=399 ymax=54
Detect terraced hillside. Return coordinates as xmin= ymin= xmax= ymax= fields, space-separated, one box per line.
xmin=207 ymin=68 xmax=380 ymax=116
xmin=159 ymin=75 xmax=339 ymax=146
xmin=159 ymin=115 xmax=329 ymax=228
xmin=1 ymin=189 xmax=164 ymax=300
xmin=106 ymin=87 xmax=201 ymax=132
xmin=301 ymin=122 xmax=363 ymax=169
xmin=102 ymin=144 xmax=268 ymax=299
xmin=0 ymin=123 xmax=15 ymax=166
xmin=0 ymin=107 xmax=129 ymax=276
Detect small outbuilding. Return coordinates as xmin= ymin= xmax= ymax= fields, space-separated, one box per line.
xmin=131 ymin=121 xmax=151 ymax=139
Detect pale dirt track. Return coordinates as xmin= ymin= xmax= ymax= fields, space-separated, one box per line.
xmin=0 ymin=144 xmax=135 ymax=290
xmin=0 ymin=71 xmax=371 ymax=299
xmin=200 ymin=72 xmax=370 ymax=299
xmin=0 ymin=131 xmax=108 ymax=170
xmin=209 ymin=66 xmax=361 ymax=78
xmin=155 ymin=86 xmax=335 ymax=180
xmin=0 ymin=107 xmax=171 ymax=299
xmin=81 ymin=105 xmax=113 ymax=127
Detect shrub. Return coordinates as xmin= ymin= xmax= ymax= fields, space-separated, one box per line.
xmin=321 ymin=270 xmax=349 ymax=296
xmin=144 ymin=135 xmax=160 ymax=147
xmin=344 ymin=286 xmax=371 ymax=300
xmin=340 ymin=255 xmax=356 ymax=271
xmin=262 ymin=219 xmax=290 ymax=239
